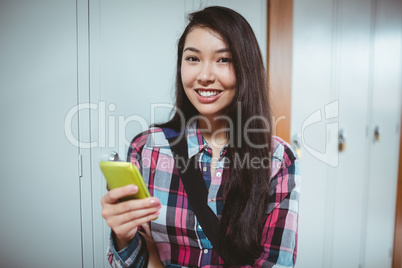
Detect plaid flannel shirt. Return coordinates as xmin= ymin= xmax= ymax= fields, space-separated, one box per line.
xmin=107 ymin=121 xmax=301 ymax=267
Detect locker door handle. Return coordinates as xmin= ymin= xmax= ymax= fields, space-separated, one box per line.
xmin=374 ymin=126 xmax=381 ymax=142
xmin=338 ymin=129 xmax=346 ymax=152
xmin=292 ymin=133 xmax=302 ymax=158
xmin=109 ymin=151 xmax=120 ymax=161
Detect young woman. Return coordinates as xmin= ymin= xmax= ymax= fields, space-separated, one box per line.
xmin=101 ymin=6 xmax=300 ymax=267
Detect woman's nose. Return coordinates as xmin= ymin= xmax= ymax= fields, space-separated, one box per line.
xmin=197 ymin=62 xmax=215 ymax=84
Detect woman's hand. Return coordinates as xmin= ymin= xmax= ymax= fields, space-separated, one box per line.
xmin=140 ymin=223 xmax=164 ymax=268
xmin=101 ymin=184 xmax=161 ymax=251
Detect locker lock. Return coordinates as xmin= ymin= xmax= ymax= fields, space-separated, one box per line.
xmin=109 ymin=151 xmax=120 ymax=161
xmin=292 ymin=133 xmax=302 ymax=159
xmin=374 ymin=126 xmax=381 ymax=142
xmin=338 ymin=129 xmax=346 ymax=152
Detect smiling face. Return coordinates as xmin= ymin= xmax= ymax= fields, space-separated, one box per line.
xmin=181 ymin=27 xmax=237 ymax=120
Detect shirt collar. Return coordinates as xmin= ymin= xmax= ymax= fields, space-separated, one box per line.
xmin=187 ymin=121 xmax=228 ymax=159
xmin=162 ymin=120 xmax=228 ymax=159
xmin=187 ymin=120 xmax=207 ymax=158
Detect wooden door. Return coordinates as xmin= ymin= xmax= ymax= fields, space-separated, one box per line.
xmin=394 ymin=122 xmax=402 ymax=268
xmin=267 ymin=0 xmax=293 ymax=143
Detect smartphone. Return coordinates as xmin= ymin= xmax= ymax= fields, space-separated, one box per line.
xmin=100 ymin=161 xmax=151 ymax=201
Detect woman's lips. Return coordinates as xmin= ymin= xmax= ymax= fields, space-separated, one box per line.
xmin=195 ymin=89 xmax=222 ymax=103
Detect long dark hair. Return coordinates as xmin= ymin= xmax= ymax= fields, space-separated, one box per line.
xmin=160 ymin=6 xmax=272 ymax=265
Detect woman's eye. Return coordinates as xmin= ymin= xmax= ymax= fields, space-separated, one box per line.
xmin=186 ymin=56 xmax=199 ymax=62
xmin=218 ymin=57 xmax=231 ymax=63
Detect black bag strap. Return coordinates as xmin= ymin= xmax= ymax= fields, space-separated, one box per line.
xmin=161 ymin=128 xmax=223 ymax=257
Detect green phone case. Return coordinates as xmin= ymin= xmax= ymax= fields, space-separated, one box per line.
xmin=100 ymin=161 xmax=151 ymax=201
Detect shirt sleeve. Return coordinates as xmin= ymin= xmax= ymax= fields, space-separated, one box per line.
xmin=245 ymin=140 xmax=301 ymax=268
xmin=107 ymin=231 xmax=149 ymax=268
xmin=106 ymin=131 xmax=152 ymax=268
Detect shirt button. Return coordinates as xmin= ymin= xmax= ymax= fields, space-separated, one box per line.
xmin=216 ymin=172 xmax=221 ymax=177
xmin=198 ymin=225 xmax=202 ymax=230
xmin=203 ymin=166 xmax=207 ymax=172
xmin=210 ymin=198 xmax=215 ymax=202
xmin=204 ymin=249 xmax=209 ymax=254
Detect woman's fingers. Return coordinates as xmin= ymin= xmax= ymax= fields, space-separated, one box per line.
xmin=113 ymin=211 xmax=160 ymax=239
xmin=106 ymin=202 xmax=161 ymax=227
xmin=100 ymin=185 xmax=161 ymax=249
xmin=141 ymin=222 xmax=152 ymax=237
xmin=101 ymin=184 xmax=138 ymax=205
xmin=102 ymin=196 xmax=161 ymax=219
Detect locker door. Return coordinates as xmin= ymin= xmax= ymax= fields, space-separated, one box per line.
xmin=331 ymin=1 xmax=371 ymax=267
xmin=0 ymin=1 xmax=83 ymax=267
xmin=89 ymin=2 xmax=191 ymax=266
xmin=363 ymin=0 xmax=402 ymax=267
xmin=291 ymin=1 xmax=334 ymax=267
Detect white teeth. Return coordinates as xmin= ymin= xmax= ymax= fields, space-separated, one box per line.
xmin=198 ymin=90 xmax=219 ymax=97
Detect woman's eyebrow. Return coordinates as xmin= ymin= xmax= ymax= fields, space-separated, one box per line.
xmin=183 ymin=47 xmax=231 ymax=54
xmin=215 ymin=48 xmax=231 ymax=53
xmin=183 ymin=47 xmax=200 ymax=53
